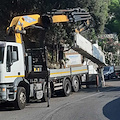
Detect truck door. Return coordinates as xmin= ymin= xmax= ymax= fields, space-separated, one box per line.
xmin=5 ymin=45 xmax=24 ymax=83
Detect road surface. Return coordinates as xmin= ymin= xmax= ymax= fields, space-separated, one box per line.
xmin=0 ymin=79 xmax=120 ymax=120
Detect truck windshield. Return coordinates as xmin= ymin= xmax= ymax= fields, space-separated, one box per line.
xmin=0 ymin=47 xmax=5 ymax=64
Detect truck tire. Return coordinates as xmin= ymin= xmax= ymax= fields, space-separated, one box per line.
xmin=72 ymin=76 xmax=79 ymax=92
xmin=63 ymin=79 xmax=72 ymax=96
xmin=41 ymin=85 xmax=51 ymax=102
xmin=14 ymin=87 xmax=26 ymax=110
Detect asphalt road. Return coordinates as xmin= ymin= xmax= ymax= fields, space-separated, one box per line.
xmin=0 ymin=79 xmax=120 ymax=120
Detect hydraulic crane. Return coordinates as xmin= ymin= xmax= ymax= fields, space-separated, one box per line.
xmin=7 ymin=7 xmax=91 ymax=43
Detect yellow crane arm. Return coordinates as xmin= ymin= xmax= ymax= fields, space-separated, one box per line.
xmin=7 ymin=14 xmax=42 ymax=43
xmin=52 ymin=15 xmax=69 ymax=23
xmin=7 ymin=14 xmax=69 ymax=43
xmin=7 ymin=7 xmax=91 ymax=44
xmin=10 ymin=14 xmax=41 ymax=28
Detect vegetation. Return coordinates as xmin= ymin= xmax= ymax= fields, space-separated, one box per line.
xmin=107 ymin=0 xmax=120 ymax=37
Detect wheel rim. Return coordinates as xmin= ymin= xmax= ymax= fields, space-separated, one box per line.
xmin=20 ymin=92 xmax=26 ymax=104
xmin=72 ymin=76 xmax=79 ymax=91
xmin=73 ymin=79 xmax=79 ymax=89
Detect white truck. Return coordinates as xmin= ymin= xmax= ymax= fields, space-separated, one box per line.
xmin=0 ymin=41 xmax=89 ymax=109
xmin=0 ymin=8 xmax=93 ymax=109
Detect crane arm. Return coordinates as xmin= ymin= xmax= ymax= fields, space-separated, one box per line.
xmin=48 ymin=7 xmax=91 ymax=23
xmin=9 ymin=14 xmax=41 ymax=28
xmin=7 ymin=14 xmax=42 ymax=43
xmin=7 ymin=7 xmax=91 ymax=43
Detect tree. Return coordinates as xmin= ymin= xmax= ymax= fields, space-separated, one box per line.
xmin=88 ymin=0 xmax=110 ymax=33
xmin=106 ymin=0 xmax=120 ymax=38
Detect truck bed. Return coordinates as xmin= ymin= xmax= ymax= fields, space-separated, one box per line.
xmin=50 ymin=65 xmax=88 ymax=78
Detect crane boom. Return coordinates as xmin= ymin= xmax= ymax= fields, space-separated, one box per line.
xmin=48 ymin=7 xmax=91 ymax=23
xmin=7 ymin=7 xmax=91 ymax=43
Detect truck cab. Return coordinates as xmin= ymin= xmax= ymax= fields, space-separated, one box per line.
xmin=0 ymin=41 xmax=25 ymax=101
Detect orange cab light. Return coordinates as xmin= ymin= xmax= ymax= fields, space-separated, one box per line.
xmin=2 ymin=88 xmax=5 ymax=92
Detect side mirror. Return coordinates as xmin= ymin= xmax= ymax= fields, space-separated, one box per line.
xmin=12 ymin=51 xmax=17 ymax=62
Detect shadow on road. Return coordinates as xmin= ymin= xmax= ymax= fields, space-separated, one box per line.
xmin=109 ymin=78 xmax=120 ymax=81
xmin=0 ymin=102 xmax=16 ymax=111
xmin=103 ymin=97 xmax=120 ymax=120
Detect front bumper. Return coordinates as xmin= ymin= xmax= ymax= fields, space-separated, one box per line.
xmin=0 ymin=84 xmax=17 ymax=102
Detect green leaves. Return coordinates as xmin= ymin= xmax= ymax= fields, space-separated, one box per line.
xmin=107 ymin=0 xmax=120 ymax=37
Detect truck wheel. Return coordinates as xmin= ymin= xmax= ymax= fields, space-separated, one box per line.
xmin=14 ymin=87 xmax=26 ymax=110
xmin=42 ymin=85 xmax=51 ymax=102
xmin=72 ymin=76 xmax=79 ymax=92
xmin=63 ymin=79 xmax=72 ymax=96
